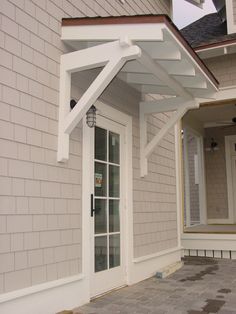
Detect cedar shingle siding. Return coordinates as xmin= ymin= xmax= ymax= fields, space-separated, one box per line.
xmin=0 ymin=0 xmax=176 ymax=294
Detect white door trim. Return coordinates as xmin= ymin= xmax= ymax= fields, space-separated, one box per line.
xmin=82 ymin=100 xmax=133 ymax=298
xmin=225 ymin=135 xmax=236 ymax=223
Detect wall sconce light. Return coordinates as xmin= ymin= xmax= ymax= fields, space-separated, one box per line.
xmin=210 ymin=138 xmax=218 ymax=152
xmin=86 ymin=105 xmax=97 ymax=128
xmin=205 ymin=137 xmax=219 ymax=152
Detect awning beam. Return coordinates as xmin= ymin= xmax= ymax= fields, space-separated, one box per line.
xmin=140 ymin=97 xmax=185 ymax=114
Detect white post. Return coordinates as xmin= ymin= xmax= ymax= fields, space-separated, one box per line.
xmin=140 ymin=104 xmax=148 ymax=177
xmin=57 ymin=68 xmax=71 ymax=162
xmin=198 ymin=136 xmax=207 ymax=224
xmin=183 ymin=128 xmax=191 ymax=227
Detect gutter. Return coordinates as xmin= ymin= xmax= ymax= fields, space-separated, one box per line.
xmin=195 ymin=38 xmax=236 ymax=54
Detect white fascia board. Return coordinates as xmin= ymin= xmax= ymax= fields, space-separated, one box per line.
xmin=61 ymin=23 xmax=164 ymax=42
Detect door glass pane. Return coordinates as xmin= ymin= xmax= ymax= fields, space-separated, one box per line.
xmin=95 ymin=127 xmax=107 ymax=161
xmin=95 ymin=162 xmax=107 ymax=197
xmin=95 ymin=199 xmax=107 ymax=234
xmin=109 ymin=200 xmax=120 ymax=233
xmin=109 ymin=234 xmax=120 ymax=269
xmin=109 ymin=165 xmax=119 ymax=197
xmin=109 ymin=131 xmax=120 ymax=164
xmin=95 ymin=236 xmax=107 ymax=272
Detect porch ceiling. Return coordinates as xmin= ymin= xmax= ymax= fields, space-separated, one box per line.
xmin=185 ymin=102 xmax=236 ymax=127
xmin=61 ymin=15 xmax=218 ymax=100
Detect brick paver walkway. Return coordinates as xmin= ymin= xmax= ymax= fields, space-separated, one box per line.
xmin=74 ymin=257 xmax=236 ymax=313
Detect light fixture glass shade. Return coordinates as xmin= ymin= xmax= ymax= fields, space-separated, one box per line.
xmin=86 ymin=105 xmax=97 ymax=128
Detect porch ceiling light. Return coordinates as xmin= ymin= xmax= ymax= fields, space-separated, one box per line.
xmin=86 ymin=105 xmax=97 ymax=128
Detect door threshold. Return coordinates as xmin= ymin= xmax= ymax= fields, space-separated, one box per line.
xmin=91 ymin=284 xmax=127 ymax=301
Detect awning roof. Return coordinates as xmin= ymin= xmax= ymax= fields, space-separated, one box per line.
xmin=61 ymin=15 xmax=218 ymax=99
xmin=58 ymin=15 xmax=219 ymax=176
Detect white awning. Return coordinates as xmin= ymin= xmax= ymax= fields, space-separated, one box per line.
xmin=58 ymin=15 xmax=218 ymax=176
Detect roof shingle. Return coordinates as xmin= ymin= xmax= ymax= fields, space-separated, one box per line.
xmin=181 ymin=12 xmax=236 ymax=48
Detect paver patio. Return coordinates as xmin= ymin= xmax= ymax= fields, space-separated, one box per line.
xmin=74 ymin=257 xmax=236 ymax=314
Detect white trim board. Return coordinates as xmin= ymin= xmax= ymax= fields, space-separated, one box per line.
xmin=182 ymin=232 xmax=236 ymax=252
xmin=0 ymin=275 xmax=88 ymax=314
xmin=175 ymin=121 xmax=183 ymax=247
xmin=129 ymin=248 xmax=182 ymax=285
xmin=133 ymin=247 xmax=182 ymax=263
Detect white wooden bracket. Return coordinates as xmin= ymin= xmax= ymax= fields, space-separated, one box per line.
xmin=140 ymin=99 xmax=199 ymax=177
xmin=57 ymin=40 xmax=141 ymax=162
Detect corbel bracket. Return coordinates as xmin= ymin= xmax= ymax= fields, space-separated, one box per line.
xmin=140 ymin=99 xmax=199 ymax=177
xmin=57 ymin=40 xmax=141 ymax=162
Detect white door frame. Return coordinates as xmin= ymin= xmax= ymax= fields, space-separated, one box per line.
xmin=82 ymin=100 xmax=133 ymax=299
xmin=225 ymin=135 xmax=236 ymax=223
xmin=183 ymin=127 xmax=207 ymax=227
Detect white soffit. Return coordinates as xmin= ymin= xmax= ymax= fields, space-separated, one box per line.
xmin=61 ymin=16 xmax=218 ymax=100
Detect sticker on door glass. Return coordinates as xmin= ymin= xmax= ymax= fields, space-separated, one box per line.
xmin=95 ymin=173 xmax=103 ymax=188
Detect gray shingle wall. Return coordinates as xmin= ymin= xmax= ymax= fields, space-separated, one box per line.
xmin=133 ymin=113 xmax=177 ymax=257
xmin=205 ymin=54 xmax=236 ymax=87
xmin=0 ymin=0 xmax=174 ymax=294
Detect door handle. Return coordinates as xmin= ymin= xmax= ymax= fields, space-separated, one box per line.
xmin=91 ymin=194 xmax=96 ymax=217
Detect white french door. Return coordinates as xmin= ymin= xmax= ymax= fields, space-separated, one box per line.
xmin=90 ymin=114 xmax=126 ymax=297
